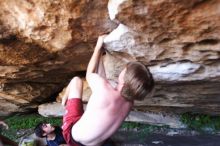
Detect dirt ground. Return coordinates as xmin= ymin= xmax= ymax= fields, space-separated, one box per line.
xmin=112 ymin=130 xmax=220 ymax=146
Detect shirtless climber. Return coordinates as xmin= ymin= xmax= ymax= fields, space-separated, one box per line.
xmin=61 ymin=35 xmax=155 ymax=146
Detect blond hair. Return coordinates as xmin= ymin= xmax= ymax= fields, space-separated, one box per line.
xmin=121 ymin=62 xmax=154 ymax=101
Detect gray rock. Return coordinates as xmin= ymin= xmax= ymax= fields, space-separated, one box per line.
xmin=38 ymin=102 xmax=185 ymax=128
xmin=38 ymin=102 xmax=65 ymax=117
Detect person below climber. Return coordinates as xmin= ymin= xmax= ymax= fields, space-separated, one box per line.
xmin=61 ymin=35 xmax=155 ymax=146
xmin=34 ymin=122 xmax=67 ymax=146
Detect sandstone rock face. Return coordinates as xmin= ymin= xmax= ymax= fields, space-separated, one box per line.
xmin=104 ymin=0 xmax=220 ymax=114
xmin=0 ymin=0 xmax=116 ymax=115
xmin=0 ymin=0 xmax=220 ymax=116
xmin=38 ymin=102 xmax=65 ymax=117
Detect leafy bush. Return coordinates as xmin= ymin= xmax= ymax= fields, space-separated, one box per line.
xmin=180 ymin=113 xmax=220 ymax=132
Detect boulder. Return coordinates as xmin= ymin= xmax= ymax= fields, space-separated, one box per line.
xmin=38 ymin=102 xmax=65 ymax=117
xmin=0 ymin=0 xmax=116 ymax=115
xmin=0 ymin=0 xmax=220 ymax=116
xmin=103 ymin=0 xmax=220 ymax=114
xmin=38 ymin=102 xmax=184 ymax=128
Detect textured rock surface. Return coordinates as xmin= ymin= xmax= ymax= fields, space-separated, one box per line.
xmin=0 ymin=0 xmax=116 ymax=115
xmin=38 ymin=101 xmax=184 ymax=128
xmin=38 ymin=102 xmax=65 ymax=117
xmin=0 ymin=0 xmax=220 ymax=116
xmin=104 ymin=0 xmax=220 ymax=114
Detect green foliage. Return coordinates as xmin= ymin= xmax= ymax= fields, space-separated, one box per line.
xmin=121 ymin=121 xmax=166 ymax=133
xmin=4 ymin=114 xmax=62 ymax=129
xmin=180 ymin=113 xmax=220 ymax=132
xmin=121 ymin=122 xmax=141 ymax=130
